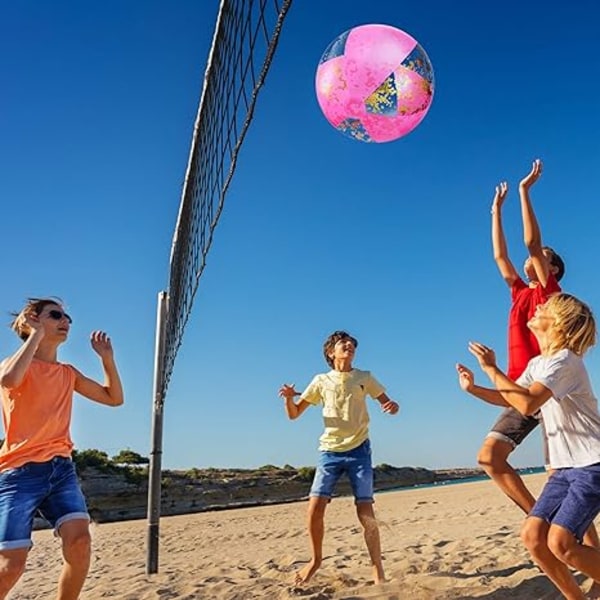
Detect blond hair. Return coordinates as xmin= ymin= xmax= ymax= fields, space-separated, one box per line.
xmin=10 ymin=297 xmax=65 ymax=341
xmin=545 ymin=293 xmax=596 ymax=356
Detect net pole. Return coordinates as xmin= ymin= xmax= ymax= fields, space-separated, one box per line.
xmin=144 ymin=0 xmax=294 ymax=575
xmin=146 ymin=290 xmax=169 ymax=574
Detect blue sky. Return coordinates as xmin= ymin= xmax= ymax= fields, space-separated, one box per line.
xmin=1 ymin=1 xmax=599 ymax=471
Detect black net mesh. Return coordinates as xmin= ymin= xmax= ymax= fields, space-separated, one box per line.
xmin=161 ymin=0 xmax=292 ymax=398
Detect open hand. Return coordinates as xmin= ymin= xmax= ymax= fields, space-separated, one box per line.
xmin=519 ymin=159 xmax=542 ymax=189
xmin=381 ymin=399 xmax=399 ymax=415
xmin=456 ymin=363 xmax=475 ymax=392
xmin=21 ymin=310 xmax=47 ymax=338
xmin=492 ymin=181 xmax=508 ymax=210
xmin=279 ymin=384 xmax=300 ymax=400
xmin=90 ymin=331 xmax=114 ymax=359
xmin=468 ymin=341 xmax=497 ymax=369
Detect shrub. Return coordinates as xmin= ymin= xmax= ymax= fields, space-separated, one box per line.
xmin=296 ymin=467 xmax=316 ymax=482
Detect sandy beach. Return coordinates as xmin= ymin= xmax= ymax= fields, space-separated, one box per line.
xmin=9 ymin=473 xmax=597 ymax=599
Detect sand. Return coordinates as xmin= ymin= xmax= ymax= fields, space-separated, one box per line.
xmin=9 ymin=473 xmax=597 ymax=599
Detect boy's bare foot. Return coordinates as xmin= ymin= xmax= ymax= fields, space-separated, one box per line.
xmin=293 ymin=558 xmax=321 ymax=585
xmin=372 ymin=564 xmax=386 ymax=585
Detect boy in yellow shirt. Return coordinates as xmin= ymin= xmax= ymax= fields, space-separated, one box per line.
xmin=279 ymin=330 xmax=399 ymax=586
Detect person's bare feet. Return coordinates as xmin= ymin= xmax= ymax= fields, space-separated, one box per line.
xmin=292 ymin=558 xmax=322 ymax=585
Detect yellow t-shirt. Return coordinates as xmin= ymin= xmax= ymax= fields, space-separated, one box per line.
xmin=0 ymin=358 xmax=76 ymax=471
xmin=301 ymin=369 xmax=385 ymax=452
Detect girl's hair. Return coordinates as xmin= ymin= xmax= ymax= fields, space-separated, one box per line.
xmin=545 ymin=293 xmax=596 ymax=356
xmin=323 ymin=330 xmax=358 ymax=368
xmin=10 ymin=297 xmax=64 ymax=341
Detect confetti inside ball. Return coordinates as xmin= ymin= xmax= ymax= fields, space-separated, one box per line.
xmin=315 ymin=24 xmax=435 ymax=143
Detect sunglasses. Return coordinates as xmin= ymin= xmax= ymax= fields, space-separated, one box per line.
xmin=47 ymin=309 xmax=72 ymax=324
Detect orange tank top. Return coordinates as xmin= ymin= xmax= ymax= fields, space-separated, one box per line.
xmin=0 ymin=358 xmax=76 ymax=471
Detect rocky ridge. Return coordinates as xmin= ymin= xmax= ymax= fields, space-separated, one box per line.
xmin=76 ymin=464 xmax=486 ymax=524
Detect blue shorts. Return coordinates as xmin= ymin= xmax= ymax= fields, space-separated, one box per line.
xmin=530 ymin=464 xmax=600 ymax=542
xmin=0 ymin=456 xmax=90 ymax=551
xmin=310 ymin=439 xmax=374 ymax=503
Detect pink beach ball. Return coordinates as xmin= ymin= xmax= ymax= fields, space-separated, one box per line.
xmin=315 ymin=24 xmax=435 ymax=143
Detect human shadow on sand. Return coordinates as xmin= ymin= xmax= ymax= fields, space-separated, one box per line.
xmin=430 ymin=562 xmax=533 ymax=580
xmin=451 ymin=571 xmax=588 ymax=599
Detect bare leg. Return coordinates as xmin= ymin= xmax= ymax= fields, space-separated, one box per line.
xmin=356 ymin=502 xmax=385 ymax=584
xmin=575 ymin=507 xmax=600 ymax=598
xmin=294 ymin=497 xmax=328 ymax=585
xmin=0 ymin=549 xmax=28 ymax=600
xmin=56 ymin=519 xmax=91 ymax=600
xmin=478 ymin=437 xmax=536 ymax=513
xmin=521 ymin=517 xmax=585 ymax=600
xmin=584 ymin=524 xmax=600 ymax=598
xmin=548 ymin=525 xmax=600 ymax=597
xmin=479 ymin=440 xmax=599 ymax=537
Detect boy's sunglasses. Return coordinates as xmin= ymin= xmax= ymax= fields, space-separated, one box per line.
xmin=47 ymin=309 xmax=72 ymax=324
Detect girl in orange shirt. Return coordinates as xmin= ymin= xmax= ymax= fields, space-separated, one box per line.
xmin=0 ymin=297 xmax=123 ymax=600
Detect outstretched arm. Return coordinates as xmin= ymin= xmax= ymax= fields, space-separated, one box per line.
xmin=279 ymin=384 xmax=311 ymax=419
xmin=74 ymin=331 xmax=123 ymax=406
xmin=491 ymin=182 xmax=519 ymax=286
xmin=465 ymin=341 xmax=553 ymax=415
xmin=520 ymin=159 xmax=550 ymax=287
xmin=456 ymin=364 xmax=509 ymax=407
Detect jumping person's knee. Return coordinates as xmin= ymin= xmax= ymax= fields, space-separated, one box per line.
xmin=306 ymin=497 xmax=328 ymax=518
xmin=520 ymin=520 xmax=541 ymax=551
xmin=547 ymin=527 xmax=578 ymax=565
xmin=521 ymin=517 xmax=552 ymax=558
xmin=477 ymin=438 xmax=513 ymax=470
xmin=59 ymin=520 xmax=92 ymax=564
xmin=65 ymin=530 xmax=91 ymax=553
xmin=355 ymin=502 xmax=377 ymax=527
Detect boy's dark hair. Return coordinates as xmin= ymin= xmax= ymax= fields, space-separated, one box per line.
xmin=323 ymin=330 xmax=358 ymax=368
xmin=544 ymin=246 xmax=565 ymax=282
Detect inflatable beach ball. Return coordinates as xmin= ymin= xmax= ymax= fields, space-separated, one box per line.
xmin=315 ymin=24 xmax=435 ymax=143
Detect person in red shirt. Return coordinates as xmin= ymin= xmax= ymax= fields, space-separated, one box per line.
xmin=478 ymin=160 xmax=561 ymax=507
xmin=477 ymin=160 xmax=598 ymax=549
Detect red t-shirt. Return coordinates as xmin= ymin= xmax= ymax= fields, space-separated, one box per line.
xmin=507 ymin=273 xmax=561 ymax=380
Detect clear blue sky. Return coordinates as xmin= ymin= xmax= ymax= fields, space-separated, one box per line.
xmin=1 ymin=1 xmax=599 ymax=471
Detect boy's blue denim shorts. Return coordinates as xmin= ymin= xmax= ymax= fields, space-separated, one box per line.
xmin=0 ymin=456 xmax=90 ymax=550
xmin=529 ymin=464 xmax=600 ymax=542
xmin=310 ymin=439 xmax=374 ymax=503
